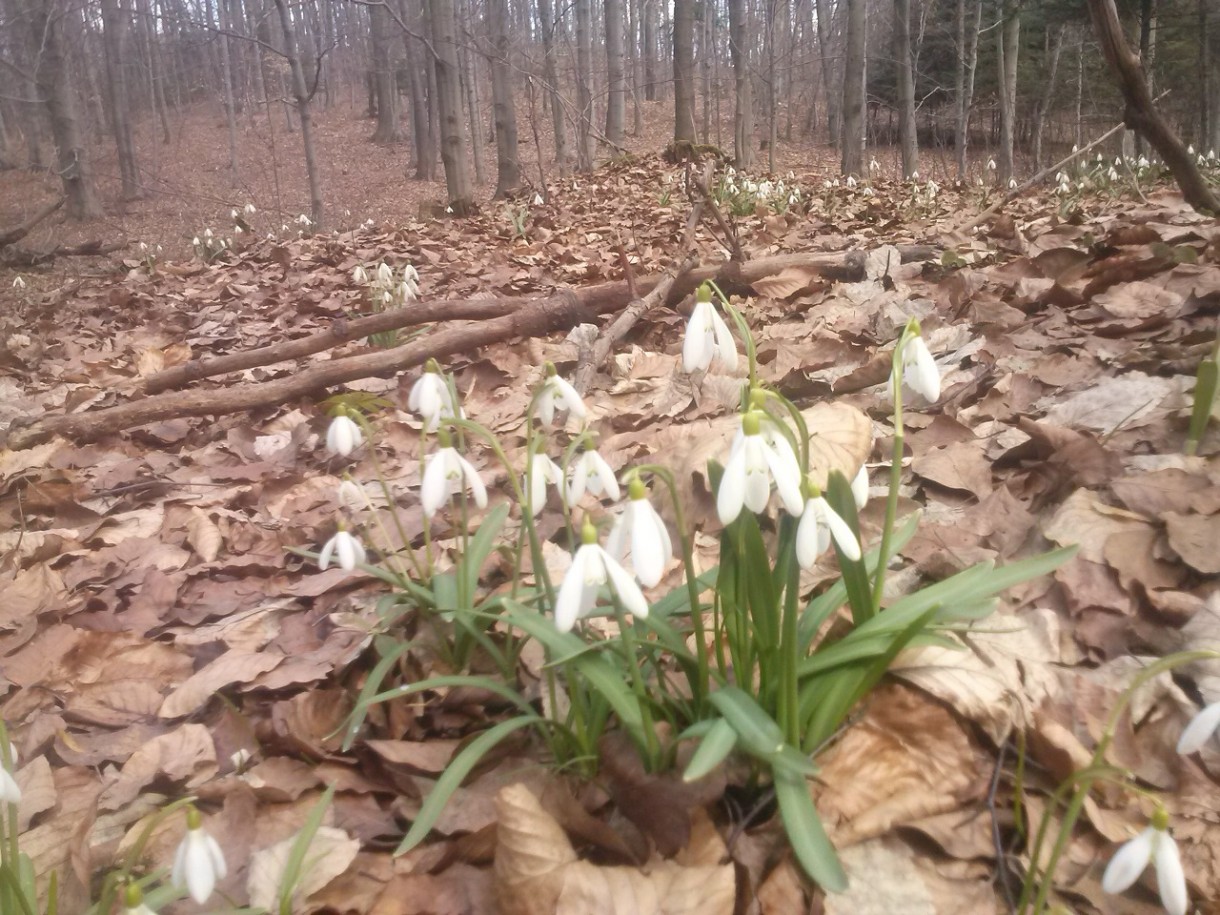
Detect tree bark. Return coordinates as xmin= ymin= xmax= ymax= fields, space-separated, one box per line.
xmin=893 ymin=0 xmax=917 ymax=178
xmin=575 ymin=0 xmax=596 ymax=168
xmin=271 ymin=0 xmax=324 ymax=227
xmin=457 ymin=0 xmax=486 ymax=184
xmin=605 ymin=0 xmax=626 ymax=146
xmin=101 ymin=0 xmax=141 ymax=200
xmin=370 ymin=1 xmax=402 ymax=143
xmin=217 ymin=0 xmax=241 ymax=184
xmin=488 ymin=0 xmax=522 ymax=196
xmin=672 ymin=0 xmax=696 ymax=142
xmin=953 ymin=0 xmax=981 ymax=177
xmin=728 ymin=0 xmax=753 ymax=168
xmin=1085 ymin=0 xmax=1220 ymax=213
xmin=23 ymin=0 xmax=102 ymax=219
xmin=536 ymin=0 xmax=571 ymax=173
xmin=643 ymin=0 xmax=657 ymax=101
xmin=815 ymin=0 xmax=839 ymax=143
xmin=1031 ymin=23 xmax=1065 ymax=169
xmin=427 ymin=0 xmax=475 ymax=211
xmin=1204 ymin=0 xmax=1220 ymax=151
xmin=996 ymin=0 xmax=1020 ymax=184
xmin=840 ymin=0 xmax=865 ymax=174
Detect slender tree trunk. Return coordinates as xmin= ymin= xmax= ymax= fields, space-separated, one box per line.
xmin=457 ymin=0 xmax=485 ymax=183
xmin=996 ymin=0 xmax=1020 ymax=183
xmin=953 ymin=0 xmax=981 ymax=177
xmin=536 ymin=0 xmax=570 ymax=173
xmin=1203 ymin=0 xmax=1219 ymax=150
xmin=370 ymin=1 xmax=402 ymax=143
xmin=23 ymin=0 xmax=102 ymax=218
xmin=402 ymin=1 xmax=437 ymax=181
xmin=728 ymin=0 xmax=753 ymax=167
xmin=575 ymin=0 xmax=596 ymax=167
xmin=427 ymin=0 xmax=475 ymax=211
xmin=815 ymin=0 xmax=839 ymax=143
xmin=217 ymin=0 xmax=241 ymax=183
xmin=101 ymin=0 xmax=141 ymax=199
xmin=629 ymin=0 xmax=642 ymax=133
xmin=1032 ymin=23 xmax=1065 ymax=169
xmin=643 ymin=0 xmax=657 ymax=101
xmin=271 ymin=0 xmax=324 ymax=227
xmin=605 ymin=0 xmax=626 ymax=146
xmin=672 ymin=0 xmax=696 ymax=142
xmin=840 ymin=0 xmax=865 ymax=174
xmin=489 ymin=0 xmax=522 ymax=195
xmin=893 ymin=0 xmax=917 ymax=178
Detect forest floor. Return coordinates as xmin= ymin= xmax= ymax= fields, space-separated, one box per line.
xmin=1 ymin=100 xmax=1220 ymax=915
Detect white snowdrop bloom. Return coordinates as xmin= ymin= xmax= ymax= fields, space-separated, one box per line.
xmin=987 ymin=158 xmax=997 ymax=171
xmin=230 ymin=208 xmax=239 ymax=219
xmin=407 ymin=361 xmax=458 ymax=432
xmin=337 ymin=479 xmax=369 ymax=512
xmin=926 ymin=180 xmax=939 ymax=197
xmin=1101 ymin=815 xmax=1188 ymax=915
xmin=682 ymin=286 xmax=738 ymax=373
xmin=204 ymin=228 xmax=214 ymax=239
xmin=376 ymin=262 xmax=394 ymax=284
xmin=318 ymin=529 xmax=366 ymax=571
xmin=156 ymin=245 xmax=163 ymax=253
xmin=1108 ymin=167 xmax=1120 ymax=181
xmin=607 ymin=478 xmax=673 ymax=588
xmin=421 ymin=434 xmax=488 ymax=517
xmin=909 ymin=170 xmax=919 ymax=181
xmin=1072 ymin=144 xmax=1079 ymax=153
xmin=1209 ymin=149 xmax=1217 ymax=161
xmin=786 ymin=170 xmax=795 ymax=180
xmin=192 ymin=236 xmax=201 ymax=246
xmin=1199 ymin=154 xmax=1208 ymax=167
xmin=244 ymin=203 xmax=257 ymax=215
xmin=234 ymin=226 xmax=243 ymax=235
xmin=1188 ymin=144 xmax=1196 ymax=156
xmin=172 ymin=810 xmax=228 ymax=904
xmin=325 ymin=413 xmax=364 ymax=457
xmin=1137 ymin=156 xmax=1149 ymax=169
xmin=533 ymin=193 xmax=544 ymax=205
xmin=796 ymin=493 xmax=861 ymax=569
xmin=536 ymin=365 xmax=588 ymax=427
xmin=139 ymin=241 xmax=149 ymax=252
xmin=527 ymin=449 xmax=564 ymax=516
xmin=12 ymin=275 xmax=26 ymax=289
xmin=353 ymin=265 xmax=369 ymax=284
xmin=846 ymin=175 xmax=857 ymax=188
xmin=758 ymin=180 xmax=774 ymax=196
xmin=1008 ymin=177 xmax=1018 ymax=189
xmin=718 ymin=412 xmax=805 ymax=525
xmin=731 ymin=409 xmax=801 ymax=493
xmin=566 ymin=447 xmax=620 ymax=504
xmin=1056 ymin=171 xmax=1066 ymax=183
xmin=832 ymin=178 xmax=841 ymax=187
xmin=1115 ymin=156 xmax=1123 ymax=167
xmin=1177 ymin=701 xmax=1220 ymax=754
xmin=297 ymin=213 xmax=313 ymax=226
xmin=895 ymin=333 xmax=941 ymax=403
xmin=788 ymin=191 xmax=800 ymax=205
xmin=850 ymin=465 xmax=870 ymax=510
xmin=0 ymin=741 xmax=20 ymax=804
xmin=822 ymin=179 xmax=833 ymax=189
xmin=554 ymin=519 xmax=649 ymax=632
xmin=862 ymin=187 xmax=875 ymax=197
xmin=869 ymin=157 xmax=880 ymax=172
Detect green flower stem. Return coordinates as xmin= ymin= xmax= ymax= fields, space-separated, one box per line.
xmin=615 ymin=608 xmax=661 ymax=771
xmin=353 ymin=412 xmax=426 ymax=582
xmin=1020 ymin=649 xmax=1220 ymax=915
xmin=871 ymin=334 xmax=908 ymax=615
xmin=779 ymin=529 xmax=802 ymax=747
xmin=630 ymin=464 xmax=711 ymax=708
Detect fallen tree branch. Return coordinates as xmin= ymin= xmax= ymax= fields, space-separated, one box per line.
xmin=0 ymin=197 xmax=64 ymax=248
xmin=5 ymin=293 xmax=593 ymax=449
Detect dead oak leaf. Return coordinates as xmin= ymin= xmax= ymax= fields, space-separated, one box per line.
xmin=1163 ymin=512 xmax=1220 ymax=574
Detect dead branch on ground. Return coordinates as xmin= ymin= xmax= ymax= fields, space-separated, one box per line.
xmin=0 ymin=198 xmax=64 ymax=248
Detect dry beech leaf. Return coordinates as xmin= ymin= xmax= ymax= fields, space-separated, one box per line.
xmin=910 ymin=441 xmax=992 ymax=499
xmin=247 ymin=825 xmax=361 ymax=912
xmin=1163 ymin=512 xmax=1220 ymax=574
xmin=802 ymin=401 xmax=872 ymax=490
xmin=751 ymin=265 xmax=822 ymax=299
xmin=187 ymin=507 xmax=223 ymax=562
xmin=494 ymin=782 xmax=735 ymax=915
xmin=159 ymin=650 xmax=286 ymax=719
xmin=1043 ymin=488 xmax=1149 ymax=564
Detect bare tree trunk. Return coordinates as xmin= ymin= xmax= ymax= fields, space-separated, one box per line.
xmin=370 ymin=1 xmax=402 ymax=143
xmin=217 ymin=0 xmax=241 ymax=183
xmin=629 ymin=0 xmax=642 ymax=133
xmin=1032 ymin=23 xmax=1065 ymax=169
xmin=489 ymin=0 xmax=522 ymax=196
xmin=101 ymin=0 xmax=141 ymax=199
xmin=575 ymin=0 xmax=596 ymax=167
xmin=402 ymin=0 xmax=437 ymax=181
xmin=643 ymin=0 xmax=657 ymax=101
xmin=840 ymin=0 xmax=865 ymax=174
xmin=1202 ymin=0 xmax=1219 ymax=150
xmin=271 ymin=0 xmax=324 ymax=227
xmin=536 ymin=0 xmax=570 ymax=173
xmin=953 ymin=0 xmax=981 ymax=177
xmin=728 ymin=0 xmax=752 ymax=167
xmin=893 ymin=0 xmax=917 ymax=178
xmin=605 ymin=0 xmax=626 ymax=146
xmin=996 ymin=0 xmax=1020 ymax=183
xmin=672 ymin=0 xmax=696 ymax=142
xmin=427 ymin=0 xmax=475 ymax=211
xmin=23 ymin=0 xmax=102 ymax=218
xmin=1085 ymin=0 xmax=1220 ymax=212
xmin=815 ymin=0 xmax=838 ymax=143
xmin=456 ymin=0 xmax=485 ymax=184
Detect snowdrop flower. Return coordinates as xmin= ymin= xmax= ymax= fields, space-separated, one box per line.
xmin=607 ymin=477 xmax=673 ymax=587
xmin=718 ymin=411 xmax=805 ymax=525
xmin=1177 ymin=701 xmax=1220 ymax=754
xmin=850 ymin=465 xmax=870 ymax=509
xmin=353 ymin=265 xmax=369 ymax=284
xmin=682 ymin=284 xmax=738 ymax=373
xmin=869 ymin=157 xmax=880 ymax=172
xmin=987 ymin=158 xmax=996 ymax=171
xmin=297 ymin=213 xmax=313 ymax=226
xmin=566 ymin=445 xmax=620 ymax=504
xmin=536 ymin=363 xmax=587 ymax=427
xmin=0 ymin=740 xmax=20 ymax=804
xmin=894 ymin=328 xmax=941 ymax=403
xmin=533 ymin=193 xmax=544 ymax=205
xmin=1008 ymin=177 xmax=1018 ymax=189
xmin=1209 ymin=149 xmax=1217 ymax=161
xmin=192 ymin=236 xmax=201 ymax=246
xmin=862 ymin=187 xmax=875 ymax=197
xmin=123 ymin=885 xmax=158 ymax=915
xmin=822 ymin=179 xmax=833 ymax=190
xmin=926 ymin=180 xmax=940 ymax=197
xmin=786 ymin=170 xmax=795 ymax=180
xmin=527 ymin=448 xmax=564 ymax=516
xmin=244 ymin=203 xmax=256 ymax=215
xmin=139 ymin=241 xmax=149 ymax=252
xmin=230 ymin=208 xmax=239 ymax=219
xmin=325 ymin=411 xmax=364 ymax=457
xmin=408 ymin=360 xmax=458 ymax=431
xmin=909 ymin=170 xmax=919 ymax=181
xmin=204 ymin=228 xmax=214 ymax=239
xmin=1101 ymin=810 xmax=1187 ymax=915
xmin=1188 ymin=144 xmax=1196 ymax=156
xmin=156 ymin=244 xmax=162 ymax=253
xmin=788 ymin=191 xmax=800 ymax=205
xmin=234 ymin=225 xmax=243 ymax=235
xmin=1072 ymin=144 xmax=1079 ymax=153
xmin=1137 ymin=155 xmax=1149 ymax=169
xmin=336 ymin=478 xmax=369 ymax=512
xmin=375 ymin=262 xmax=394 ymax=284
xmin=554 ymin=518 xmax=649 ymax=632
xmin=12 ymin=275 xmax=26 ymax=289
xmin=318 ymin=528 xmax=366 ymax=571
xmin=846 ymin=175 xmax=857 ymax=188
xmin=172 ymin=808 xmax=228 ymax=904
xmin=1108 ymin=167 xmax=1120 ymax=182
xmin=796 ymin=486 xmax=861 ymax=569
xmin=421 ymin=430 xmax=488 ymax=517
xmin=1199 ymin=154 xmax=1208 ymax=167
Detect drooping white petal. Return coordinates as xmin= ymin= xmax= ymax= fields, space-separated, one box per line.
xmin=717 ymin=439 xmax=749 ymax=525
xmin=325 ymin=415 xmax=364 ymax=457
xmin=1177 ymin=701 xmax=1220 ymax=754
xmin=819 ymin=498 xmax=862 ymax=560
xmin=682 ymin=301 xmax=715 ymax=372
xmin=760 ymin=441 xmax=805 ymax=516
xmin=1102 ymin=827 xmax=1156 ymax=894
xmin=904 ymin=336 xmax=941 ymax=402
xmin=421 ymin=449 xmax=453 ymax=516
xmin=1155 ymin=832 xmax=1188 ymax=915
xmin=456 ymin=453 xmax=488 ymax=508
xmin=602 ymin=550 xmax=650 ymax=618
xmin=741 ymin=439 xmax=773 ymax=514
xmin=537 ymin=390 xmax=557 ymax=427
xmin=408 ymin=373 xmax=447 ymax=427
xmin=318 ymin=531 xmax=365 ymax=571
xmin=554 ymin=544 xmax=603 ymax=632
xmin=172 ymin=826 xmax=226 ymax=904
xmin=709 ymin=308 xmax=739 ymax=371
xmin=584 ymin=451 xmax=620 ymax=500
xmin=796 ymin=499 xmax=827 ymax=570
xmin=528 ymin=453 xmax=562 ymax=515
xmin=628 ymin=501 xmax=668 ymax=587
xmin=0 ymin=766 xmax=20 ymax=804
xmin=851 ymin=465 xmax=870 ymax=509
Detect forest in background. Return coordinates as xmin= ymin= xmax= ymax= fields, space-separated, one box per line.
xmin=2 ymin=0 xmax=1220 ymax=228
